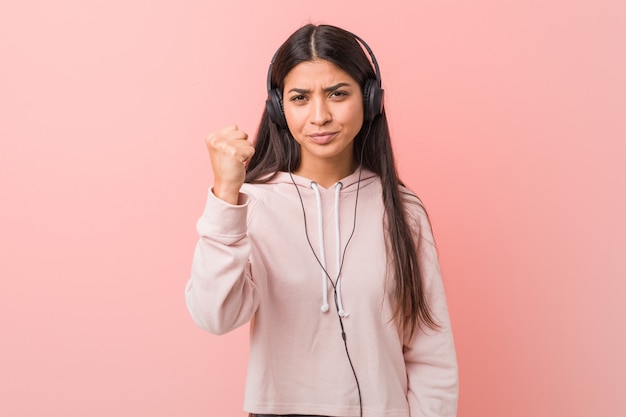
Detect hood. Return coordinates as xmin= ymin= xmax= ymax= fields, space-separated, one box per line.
xmin=262 ymin=167 xmax=378 ymax=191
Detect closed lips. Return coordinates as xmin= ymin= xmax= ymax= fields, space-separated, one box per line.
xmin=308 ymin=132 xmax=337 ymax=143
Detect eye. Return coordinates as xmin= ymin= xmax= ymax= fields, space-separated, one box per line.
xmin=290 ymin=95 xmax=307 ymax=102
xmin=330 ymin=91 xmax=348 ymax=99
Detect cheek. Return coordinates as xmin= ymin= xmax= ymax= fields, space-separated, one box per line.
xmin=284 ymin=111 xmax=305 ymax=142
xmin=283 ymin=106 xmax=305 ymax=130
xmin=344 ymin=102 xmax=364 ymax=127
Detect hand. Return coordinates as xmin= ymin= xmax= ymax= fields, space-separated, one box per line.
xmin=205 ymin=125 xmax=255 ymax=204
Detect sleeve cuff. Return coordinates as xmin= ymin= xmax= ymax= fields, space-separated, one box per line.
xmin=196 ymin=187 xmax=250 ymax=238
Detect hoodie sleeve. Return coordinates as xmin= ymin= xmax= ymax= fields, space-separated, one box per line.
xmin=403 ymin=199 xmax=459 ymax=417
xmin=184 ymin=188 xmax=260 ymax=335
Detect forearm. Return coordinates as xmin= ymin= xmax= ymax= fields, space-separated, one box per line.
xmin=185 ymin=188 xmax=260 ymax=334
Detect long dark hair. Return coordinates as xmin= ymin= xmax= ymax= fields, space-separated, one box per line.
xmin=246 ymin=24 xmax=438 ymax=338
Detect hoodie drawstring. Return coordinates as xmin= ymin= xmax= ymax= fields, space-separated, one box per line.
xmin=310 ymin=181 xmax=349 ymax=317
xmin=310 ymin=182 xmax=330 ymax=313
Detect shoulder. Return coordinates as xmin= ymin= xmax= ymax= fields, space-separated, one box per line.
xmin=240 ymin=182 xmax=268 ymax=197
xmin=239 ymin=181 xmax=272 ymax=207
xmin=399 ymin=185 xmax=427 ymax=219
xmin=398 ymin=185 xmax=436 ymax=246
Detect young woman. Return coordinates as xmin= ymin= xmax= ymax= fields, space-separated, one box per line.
xmin=185 ymin=24 xmax=458 ymax=417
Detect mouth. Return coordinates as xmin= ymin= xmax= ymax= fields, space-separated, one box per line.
xmin=307 ymin=132 xmax=337 ymax=145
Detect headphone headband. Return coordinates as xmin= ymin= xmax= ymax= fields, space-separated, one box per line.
xmin=352 ymin=33 xmax=382 ymax=90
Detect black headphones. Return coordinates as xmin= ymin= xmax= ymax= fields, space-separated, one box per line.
xmin=265 ymin=32 xmax=384 ymax=128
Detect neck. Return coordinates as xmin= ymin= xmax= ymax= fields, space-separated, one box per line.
xmin=294 ymin=158 xmax=357 ymax=188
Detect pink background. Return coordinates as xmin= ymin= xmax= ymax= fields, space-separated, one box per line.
xmin=1 ymin=1 xmax=625 ymax=416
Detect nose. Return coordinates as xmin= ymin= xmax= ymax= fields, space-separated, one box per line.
xmin=309 ymin=97 xmax=331 ymax=126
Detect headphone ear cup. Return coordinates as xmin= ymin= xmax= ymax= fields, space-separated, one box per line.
xmin=266 ymin=88 xmax=287 ymax=128
xmin=363 ymin=78 xmax=384 ymax=121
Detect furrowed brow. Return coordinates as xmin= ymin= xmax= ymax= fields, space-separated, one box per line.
xmin=287 ymin=82 xmax=353 ymax=95
xmin=324 ymin=82 xmax=351 ymax=92
xmin=287 ymin=88 xmax=310 ymax=94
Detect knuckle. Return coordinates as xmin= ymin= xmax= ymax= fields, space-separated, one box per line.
xmin=206 ymin=133 xmax=219 ymax=147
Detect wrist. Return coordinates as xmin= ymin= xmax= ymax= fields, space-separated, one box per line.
xmin=212 ymin=183 xmax=241 ymax=205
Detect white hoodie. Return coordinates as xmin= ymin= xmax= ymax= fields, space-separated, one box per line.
xmin=185 ymin=168 xmax=458 ymax=417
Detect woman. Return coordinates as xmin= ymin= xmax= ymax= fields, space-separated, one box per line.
xmin=185 ymin=24 xmax=458 ymax=417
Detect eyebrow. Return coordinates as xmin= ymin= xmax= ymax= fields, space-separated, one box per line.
xmin=287 ymin=82 xmax=352 ymax=94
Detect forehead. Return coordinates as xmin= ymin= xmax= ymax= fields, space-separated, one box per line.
xmin=283 ymin=59 xmax=358 ymax=88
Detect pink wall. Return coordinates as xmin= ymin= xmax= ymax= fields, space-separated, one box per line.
xmin=1 ymin=1 xmax=624 ymax=416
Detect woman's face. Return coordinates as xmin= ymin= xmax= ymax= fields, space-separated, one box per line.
xmin=282 ymin=59 xmax=364 ymax=177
